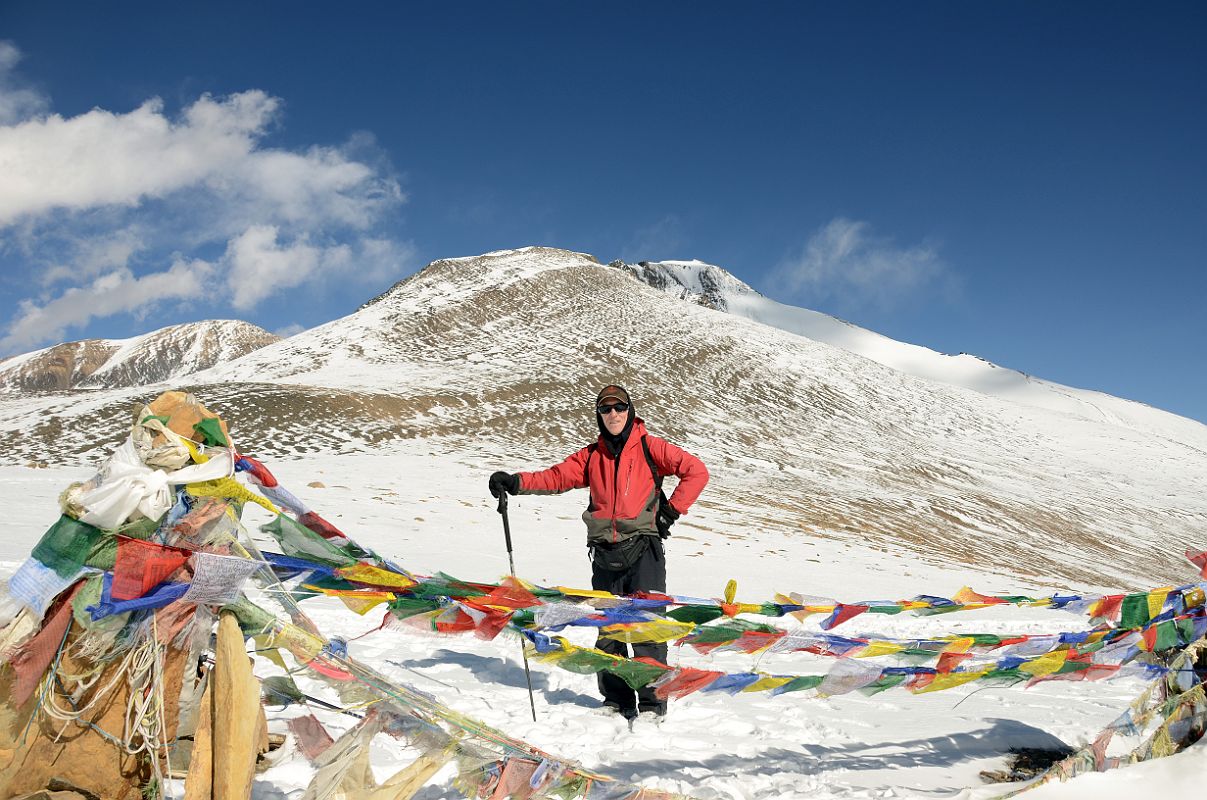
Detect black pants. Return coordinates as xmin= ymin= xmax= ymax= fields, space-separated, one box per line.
xmin=591 ymin=535 xmax=668 ymax=713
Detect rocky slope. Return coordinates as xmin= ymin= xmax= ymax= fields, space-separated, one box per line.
xmin=0 ymin=320 xmax=280 ymax=392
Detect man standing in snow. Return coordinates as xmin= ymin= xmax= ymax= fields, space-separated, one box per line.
xmin=489 ymin=384 xmax=709 ymax=719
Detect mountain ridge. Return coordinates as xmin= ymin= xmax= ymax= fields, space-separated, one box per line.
xmin=0 ymin=246 xmax=1202 ymax=591
xmin=0 ymin=319 xmax=280 ymax=392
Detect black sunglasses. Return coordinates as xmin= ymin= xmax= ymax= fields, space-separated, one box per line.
xmin=596 ymin=402 xmax=629 ymax=415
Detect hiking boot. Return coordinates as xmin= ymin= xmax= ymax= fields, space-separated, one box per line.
xmin=637 ymin=702 xmax=667 ymax=717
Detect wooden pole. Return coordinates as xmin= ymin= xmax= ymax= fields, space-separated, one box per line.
xmin=211 ymin=611 xmax=260 ymax=800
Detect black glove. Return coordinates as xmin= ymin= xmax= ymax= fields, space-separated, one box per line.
xmin=655 ymin=502 xmax=680 ymax=538
xmin=488 ymin=471 xmax=520 ymax=498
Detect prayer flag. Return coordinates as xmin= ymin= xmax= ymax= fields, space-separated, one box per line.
xmin=820 ymin=603 xmax=868 ymax=630
xmin=261 ymin=513 xmax=359 ymax=568
xmin=651 ymin=666 xmax=723 ymax=699
xmin=181 ymin=551 xmax=265 ymax=605
xmin=111 ymin=536 xmax=191 ymax=601
xmin=31 ymin=515 xmax=108 ymax=577
xmin=606 ymin=657 xmax=669 ymax=690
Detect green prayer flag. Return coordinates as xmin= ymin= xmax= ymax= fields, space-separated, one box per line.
xmin=606 ymin=659 xmax=668 ymax=689
xmin=261 ymin=674 xmax=306 ymax=705
xmin=557 ymin=648 xmax=617 ymax=675
xmin=983 ymin=668 xmax=1026 ymax=685
xmin=223 ymin=596 xmax=277 ymax=634
xmin=1056 ymin=658 xmax=1091 ymax=675
xmin=407 ymin=572 xmax=497 ymax=600
xmin=543 ymin=775 xmax=589 ymax=800
xmin=1151 ymin=620 xmax=1179 ymax=651
xmin=260 ymin=514 xmax=358 ymax=568
xmin=140 ymin=414 xmax=171 ymax=426
xmin=1175 ymin=617 xmax=1197 ymax=646
xmin=1120 ymin=593 xmax=1152 ymax=629
xmin=686 ymin=618 xmax=778 ymax=645
xmin=193 ymin=417 xmax=229 ymax=447
xmin=774 ymin=675 xmax=825 ymax=694
xmin=667 ymin=605 xmax=725 ymax=624
xmin=32 ymin=515 xmax=108 ymax=577
xmin=71 ymin=573 xmax=129 ymax=634
xmin=388 ymin=597 xmax=442 ymax=619
xmin=859 ymin=674 xmax=907 ymax=695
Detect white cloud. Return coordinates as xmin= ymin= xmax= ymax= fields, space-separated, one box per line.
xmin=41 ymin=228 xmax=145 ymax=285
xmin=771 ymin=218 xmax=948 ymax=310
xmin=0 ymin=53 xmax=414 ymax=354
xmin=0 ymin=42 xmax=48 ymax=125
xmin=273 ymin=323 xmax=306 ymax=338
xmin=0 ymin=259 xmax=214 ymax=352
xmin=353 ymin=237 xmax=419 ymax=285
xmin=620 ymin=215 xmax=686 ymax=263
xmin=225 ymin=225 xmax=323 ymax=311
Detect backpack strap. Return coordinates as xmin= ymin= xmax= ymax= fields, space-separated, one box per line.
xmin=640 ymin=435 xmax=662 ymax=490
xmin=584 ymin=442 xmax=598 ymax=486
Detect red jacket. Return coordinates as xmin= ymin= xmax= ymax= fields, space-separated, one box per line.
xmin=518 ymin=419 xmax=709 ymax=544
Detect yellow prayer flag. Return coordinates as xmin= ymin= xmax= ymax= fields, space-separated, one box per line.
xmin=1147 ymin=587 xmax=1173 ymax=619
xmin=252 ymin=634 xmax=290 ymax=670
xmin=913 ymin=669 xmax=989 ymax=694
xmin=188 ymin=477 xmax=280 ymax=514
xmin=743 ymin=676 xmax=793 ymax=693
xmin=600 ymin=619 xmax=695 ymax=643
xmin=532 ymin=639 xmax=577 ymax=665
xmin=273 ymin=623 xmax=324 ymax=664
xmin=1019 ymin=649 xmax=1069 ymax=677
xmin=340 ymin=593 xmax=394 ymax=615
xmin=724 ymin=579 xmax=737 ymax=605
xmin=856 ymin=641 xmax=905 ymax=658
xmin=337 ymin=563 xmax=417 ymax=590
xmin=556 ymin=587 xmax=615 ymax=599
xmin=940 ymin=637 xmax=976 ymax=654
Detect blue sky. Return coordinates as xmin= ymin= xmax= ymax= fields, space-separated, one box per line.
xmin=1 ymin=3 xmax=1204 ymax=422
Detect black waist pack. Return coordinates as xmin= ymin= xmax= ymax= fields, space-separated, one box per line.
xmin=590 ymin=535 xmax=651 ymax=572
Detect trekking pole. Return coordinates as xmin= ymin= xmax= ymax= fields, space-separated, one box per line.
xmin=497 ymin=491 xmax=539 ymax=722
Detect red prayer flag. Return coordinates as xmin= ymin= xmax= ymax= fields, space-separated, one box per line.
xmin=936 ymin=651 xmax=973 ymax=673
xmin=1089 ymin=594 xmax=1124 ymax=622
xmin=652 ymin=666 xmax=724 ymax=700
xmin=1186 ymin=549 xmax=1207 ymax=579
xmin=433 ymin=607 xmax=476 ymax=634
xmin=298 ymin=511 xmax=347 ymax=541
xmin=473 ymin=578 xmax=539 ymax=609
xmin=820 ymin=603 xmax=868 ymax=630
xmin=237 ymin=455 xmax=279 ymax=487
xmin=458 ymin=600 xmax=514 ymax=640
xmin=10 ymin=583 xmax=82 ymax=706
xmin=490 ymin=758 xmax=539 ymax=800
xmin=112 ymin=536 xmax=191 ymax=601
xmin=288 ymin=714 xmax=335 ymax=762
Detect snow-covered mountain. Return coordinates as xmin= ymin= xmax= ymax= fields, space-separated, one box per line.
xmin=0 ymin=320 xmax=279 ymax=392
xmin=0 ymin=247 xmax=1203 ymax=593
xmin=616 ymin=258 xmax=1205 ymax=445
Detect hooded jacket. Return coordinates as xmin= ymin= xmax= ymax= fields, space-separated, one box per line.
xmin=517 ymin=418 xmax=709 ymax=545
